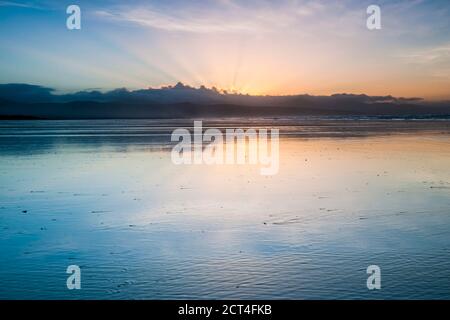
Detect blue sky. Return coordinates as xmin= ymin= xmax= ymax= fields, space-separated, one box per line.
xmin=0 ymin=0 xmax=449 ymax=99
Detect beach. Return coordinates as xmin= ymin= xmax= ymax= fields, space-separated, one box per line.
xmin=0 ymin=118 xmax=449 ymax=299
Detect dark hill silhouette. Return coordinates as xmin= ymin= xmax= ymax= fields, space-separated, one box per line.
xmin=0 ymin=83 xmax=449 ymax=119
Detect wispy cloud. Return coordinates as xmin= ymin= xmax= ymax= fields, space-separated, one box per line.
xmin=399 ymin=44 xmax=450 ymax=64
xmin=397 ymin=43 xmax=450 ymax=80
xmin=95 ymin=8 xmax=261 ymax=33
xmin=94 ymin=0 xmax=330 ymax=34
xmin=0 ymin=1 xmax=44 ymax=9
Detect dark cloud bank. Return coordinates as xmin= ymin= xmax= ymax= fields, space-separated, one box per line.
xmin=0 ymin=83 xmax=449 ymax=119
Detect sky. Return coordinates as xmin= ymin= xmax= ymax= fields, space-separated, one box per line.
xmin=0 ymin=0 xmax=449 ymax=99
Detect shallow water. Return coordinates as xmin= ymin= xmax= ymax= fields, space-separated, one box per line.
xmin=0 ymin=119 xmax=449 ymax=299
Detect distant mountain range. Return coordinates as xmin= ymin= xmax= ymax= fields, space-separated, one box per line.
xmin=1 ymin=83 xmax=449 ymax=119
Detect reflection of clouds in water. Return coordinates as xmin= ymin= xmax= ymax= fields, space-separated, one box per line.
xmin=1 ymin=120 xmax=450 ymax=299
xmin=1 ymin=118 xmax=449 ymax=156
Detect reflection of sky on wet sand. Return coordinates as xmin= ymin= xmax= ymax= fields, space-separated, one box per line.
xmin=0 ymin=120 xmax=450 ymax=299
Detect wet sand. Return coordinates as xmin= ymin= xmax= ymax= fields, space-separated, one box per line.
xmin=0 ymin=119 xmax=449 ymax=299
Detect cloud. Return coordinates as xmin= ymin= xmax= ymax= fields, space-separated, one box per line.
xmin=397 ymin=43 xmax=450 ymax=79
xmin=0 ymin=82 xmax=426 ymax=105
xmin=0 ymin=84 xmax=55 ymax=102
xmin=3 ymin=82 xmax=448 ymax=120
xmin=95 ymin=8 xmax=259 ymax=33
xmin=330 ymin=93 xmax=423 ymax=103
xmin=94 ymin=0 xmax=333 ymax=34
xmin=399 ymin=44 xmax=450 ymax=64
xmin=0 ymin=1 xmax=45 ymax=10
